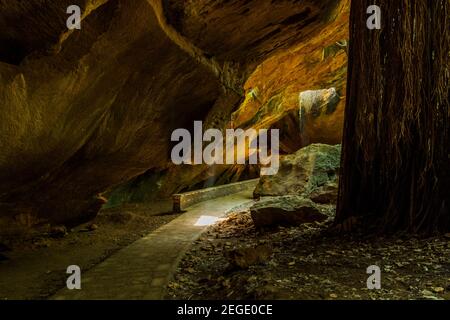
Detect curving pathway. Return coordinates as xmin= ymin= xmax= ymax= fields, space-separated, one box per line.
xmin=52 ymin=190 xmax=254 ymax=300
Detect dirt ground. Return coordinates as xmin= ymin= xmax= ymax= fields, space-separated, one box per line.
xmin=2 ymin=199 xmax=449 ymax=301
xmin=0 ymin=201 xmax=180 ymax=300
xmin=167 ymin=206 xmax=450 ymax=300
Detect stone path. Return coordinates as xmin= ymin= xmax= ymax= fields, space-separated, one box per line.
xmin=52 ymin=191 xmax=254 ymax=300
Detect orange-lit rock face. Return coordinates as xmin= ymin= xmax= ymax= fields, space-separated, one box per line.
xmin=0 ymin=0 xmax=349 ymax=234
xmin=232 ymin=1 xmax=349 ymax=153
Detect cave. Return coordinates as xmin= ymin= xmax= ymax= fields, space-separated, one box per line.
xmin=0 ymin=0 xmax=449 ymax=306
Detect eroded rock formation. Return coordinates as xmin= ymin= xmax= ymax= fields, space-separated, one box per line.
xmin=250 ymin=195 xmax=328 ymax=229
xmin=0 ymin=0 xmax=349 ymax=236
xmin=254 ymin=144 xmax=341 ymax=199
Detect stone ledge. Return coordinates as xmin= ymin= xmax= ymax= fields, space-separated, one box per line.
xmin=173 ymin=179 xmax=259 ymax=213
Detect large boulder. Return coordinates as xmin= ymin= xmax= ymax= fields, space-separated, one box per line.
xmin=250 ymin=195 xmax=328 ymax=228
xmin=254 ymin=144 xmax=341 ymax=201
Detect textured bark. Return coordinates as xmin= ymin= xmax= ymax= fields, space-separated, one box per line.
xmin=337 ymin=0 xmax=450 ymax=233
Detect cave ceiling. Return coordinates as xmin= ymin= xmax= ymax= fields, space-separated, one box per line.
xmin=0 ymin=0 xmax=349 ymax=233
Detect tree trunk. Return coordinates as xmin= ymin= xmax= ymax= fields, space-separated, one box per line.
xmin=336 ymin=0 xmax=450 ymax=234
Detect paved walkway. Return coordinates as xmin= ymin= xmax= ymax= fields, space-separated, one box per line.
xmin=52 ymin=191 xmax=253 ymax=300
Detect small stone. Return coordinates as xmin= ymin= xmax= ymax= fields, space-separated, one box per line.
xmin=225 ymin=245 xmax=272 ymax=269
xmin=421 ymin=289 xmax=433 ymax=296
xmin=330 ymin=293 xmax=338 ymax=299
xmin=432 ymin=287 xmax=445 ymax=293
xmin=168 ymin=282 xmax=180 ymax=289
xmin=87 ymin=224 xmax=98 ymax=231
xmin=186 ymin=267 xmax=195 ymax=274
xmin=49 ymin=225 xmax=67 ymax=238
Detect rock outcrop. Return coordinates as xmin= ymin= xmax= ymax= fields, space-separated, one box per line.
xmin=254 ymin=144 xmax=341 ymax=200
xmin=0 ymin=0 xmax=349 ymax=236
xmin=230 ymin=2 xmax=349 ymax=153
xmin=298 ymin=88 xmax=341 ymax=146
xmin=250 ymin=196 xmax=328 ymax=229
xmin=251 ymin=144 xmax=340 ymax=228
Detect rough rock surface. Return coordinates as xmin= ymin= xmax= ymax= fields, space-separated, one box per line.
xmin=231 ymin=2 xmax=349 ymax=153
xmin=250 ymin=196 xmax=328 ymax=228
xmin=309 ymin=181 xmax=339 ymax=204
xmin=299 ymin=88 xmax=341 ymax=146
xmin=0 ymin=0 xmax=349 ymax=235
xmin=254 ymin=144 xmax=341 ymax=199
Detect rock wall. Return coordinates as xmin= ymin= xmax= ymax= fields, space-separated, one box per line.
xmin=0 ymin=0 xmax=349 ymax=235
